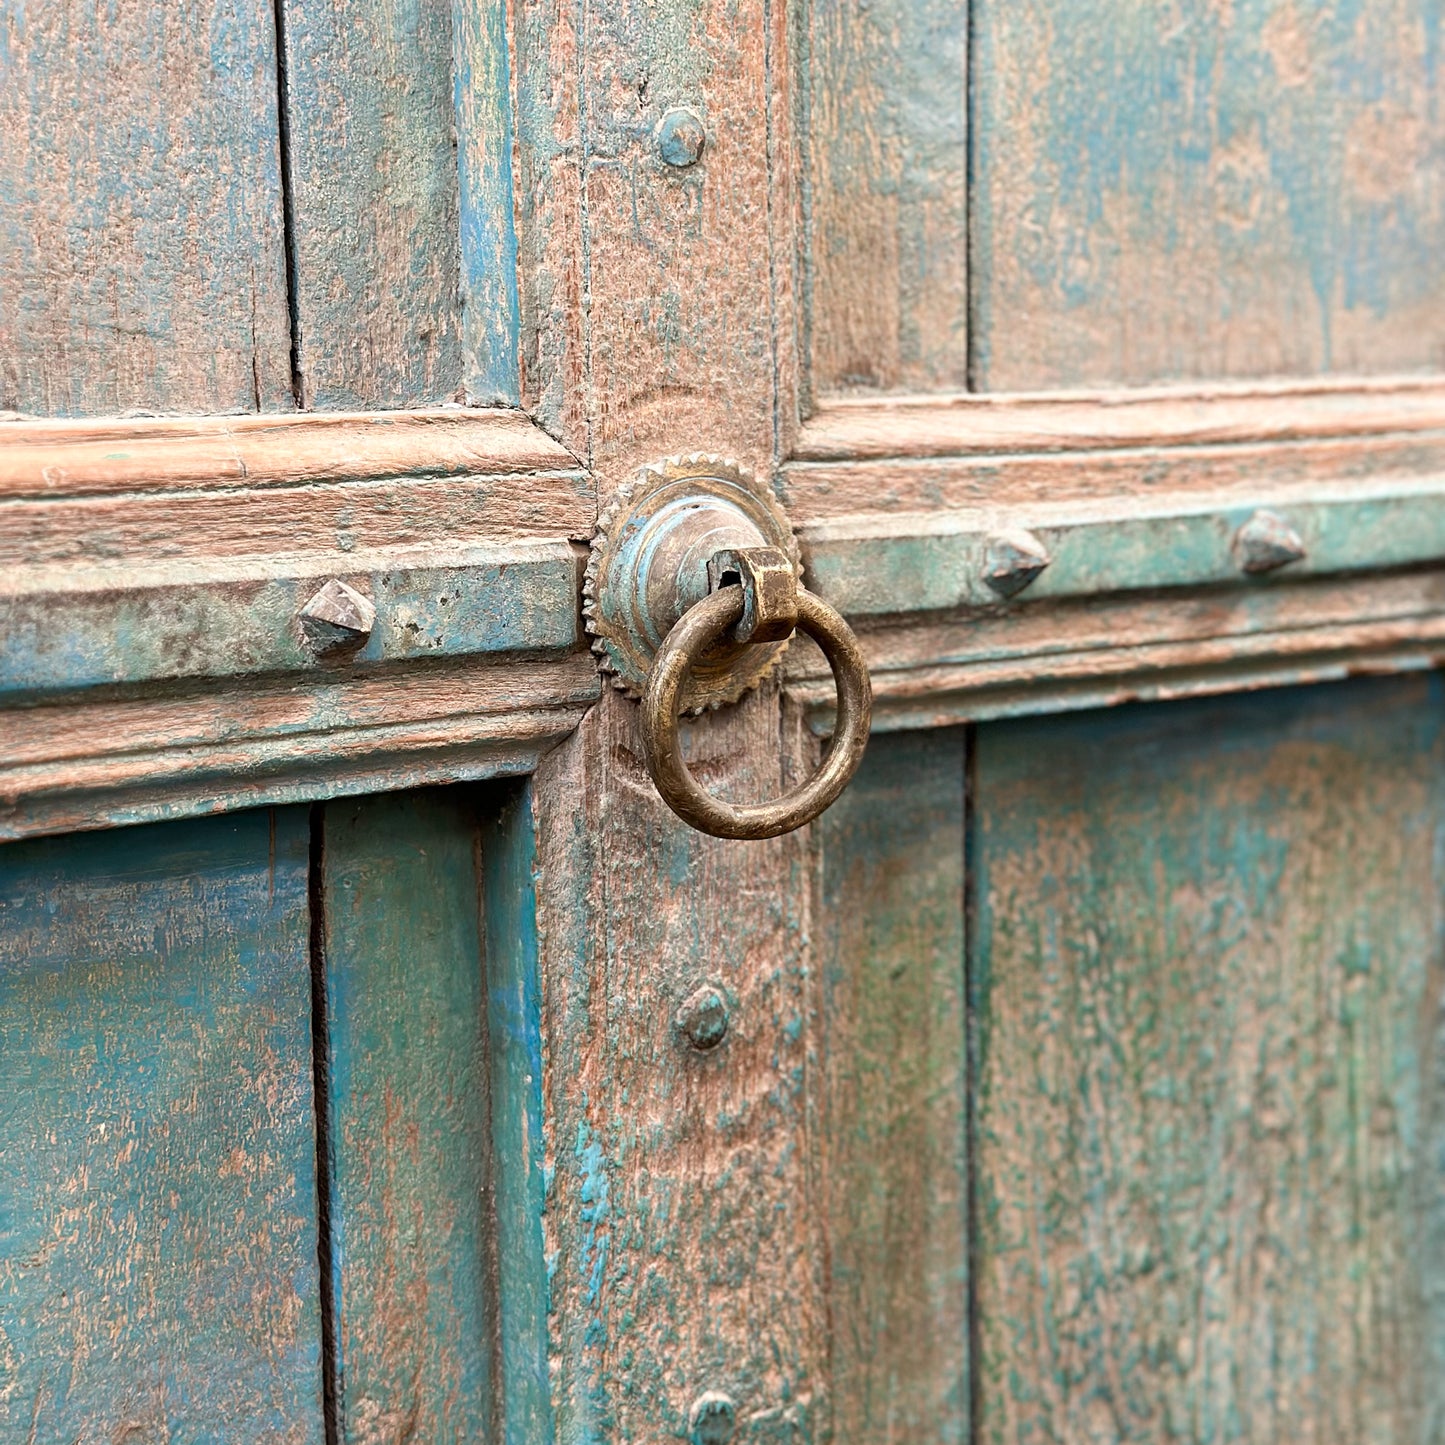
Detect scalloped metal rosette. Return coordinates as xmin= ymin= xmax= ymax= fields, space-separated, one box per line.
xmin=584 ymin=454 xmax=800 ymax=711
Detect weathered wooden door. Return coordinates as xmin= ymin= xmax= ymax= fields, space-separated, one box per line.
xmin=4 ymin=0 xmax=1445 ymax=1440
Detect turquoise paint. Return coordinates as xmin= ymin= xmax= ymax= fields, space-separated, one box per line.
xmin=0 ymin=808 xmax=323 ymax=1441
xmin=454 ymin=0 xmax=523 ymax=404
xmin=484 ymin=782 xmax=556 ymax=1445
xmin=1 ymin=543 xmax=580 ymax=699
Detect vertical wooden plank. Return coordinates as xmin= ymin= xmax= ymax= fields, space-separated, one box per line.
xmin=320 ymin=790 xmax=497 ymax=1441
xmin=0 ymin=809 xmax=323 ymax=1441
xmin=518 ymin=0 xmax=822 ymax=1434
xmin=971 ymin=676 xmax=1445 ymax=1443
xmin=483 ymin=784 xmax=555 ymax=1445
xmin=971 ymin=0 xmax=1445 ymax=389
xmin=279 ymin=0 xmax=521 ymax=407
xmin=0 ymin=0 xmax=293 ymax=416
xmin=816 ymin=729 xmax=969 ymax=1441
xmin=803 ymin=0 xmax=968 ymax=398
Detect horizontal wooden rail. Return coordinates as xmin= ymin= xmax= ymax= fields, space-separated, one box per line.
xmin=0 ymin=408 xmax=596 ymax=838
xmin=786 ymin=379 xmax=1445 ymax=730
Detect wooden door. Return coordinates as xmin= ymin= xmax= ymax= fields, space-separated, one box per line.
xmin=4 ymin=1 xmax=1445 ymax=1442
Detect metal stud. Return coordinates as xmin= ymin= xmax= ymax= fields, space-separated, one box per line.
xmin=983 ymin=528 xmax=1051 ymax=598
xmin=657 ymin=106 xmax=707 ymax=168
xmin=299 ymin=578 xmax=375 ymax=642
xmin=1234 ymin=510 xmax=1307 ymax=575
xmin=676 ymin=983 xmax=730 ymax=1052
xmin=688 ymin=1392 xmax=737 ymax=1444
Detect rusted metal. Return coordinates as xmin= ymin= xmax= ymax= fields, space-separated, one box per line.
xmin=656 ymin=106 xmax=707 ymax=167
xmin=983 ymin=528 xmax=1051 ymax=598
xmin=706 ymin=546 xmax=799 ymax=642
xmin=641 ymin=581 xmax=872 ymax=839
xmin=1235 ymin=509 xmax=1308 ymax=575
xmin=675 ymin=982 xmax=731 ymax=1051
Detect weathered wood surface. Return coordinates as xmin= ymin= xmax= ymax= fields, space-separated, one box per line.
xmin=319 ymin=790 xmax=499 ymax=1440
xmin=482 ymin=785 xmax=554 ymax=1445
xmin=517 ymin=0 xmax=824 ymax=1433
xmin=790 ymin=567 xmax=1445 ymax=733
xmin=0 ymin=808 xmax=323 ymax=1440
xmin=0 ymin=0 xmax=292 ymax=416
xmin=0 ymin=406 xmax=595 ymax=840
xmin=971 ymin=676 xmax=1445 ymax=1442
xmin=802 ymin=0 xmax=968 ymax=399
xmin=278 ymin=0 xmax=521 ymax=408
xmin=793 ymin=377 xmax=1445 ymax=465
xmin=816 ymin=729 xmax=969 ymax=1442
xmin=1 ymin=654 xmax=596 ymax=840
xmin=972 ymin=0 xmax=1445 ymax=389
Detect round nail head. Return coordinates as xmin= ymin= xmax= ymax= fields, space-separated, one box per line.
xmin=658 ymin=107 xmax=706 ymax=168
xmin=689 ymin=1392 xmax=737 ymax=1444
xmin=676 ymin=984 xmax=729 ymax=1051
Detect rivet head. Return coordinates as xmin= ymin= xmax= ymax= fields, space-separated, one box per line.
xmin=657 ymin=106 xmax=706 ymax=167
xmin=1234 ymin=510 xmax=1307 ymax=575
xmin=688 ymin=1392 xmax=737 ymax=1444
xmin=676 ymin=983 xmax=729 ymax=1051
xmin=299 ymin=578 xmax=376 ymax=644
xmin=983 ymin=528 xmax=1051 ymax=598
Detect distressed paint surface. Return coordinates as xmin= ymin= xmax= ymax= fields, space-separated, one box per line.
xmin=0 ymin=0 xmax=292 ymax=415
xmin=278 ymin=0 xmax=520 ymax=408
xmin=0 ymin=809 xmax=323 ymax=1441
xmin=483 ymin=784 xmax=555 ymax=1445
xmin=971 ymin=676 xmax=1445 ymax=1442
xmin=516 ymin=0 xmax=826 ymax=1431
xmin=972 ymin=0 xmax=1445 ymax=388
xmin=320 ymin=789 xmax=499 ymax=1440
xmin=803 ymin=0 xmax=968 ymax=398
xmin=816 ymin=729 xmax=969 ymax=1442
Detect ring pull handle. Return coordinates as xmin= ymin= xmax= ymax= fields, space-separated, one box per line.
xmin=641 ymin=548 xmax=873 ymax=840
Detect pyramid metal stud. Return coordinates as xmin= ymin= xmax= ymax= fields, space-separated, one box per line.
xmin=1234 ymin=510 xmax=1306 ymax=575
xmin=299 ymin=578 xmax=376 ymax=638
xmin=983 ymin=528 xmax=1051 ymax=599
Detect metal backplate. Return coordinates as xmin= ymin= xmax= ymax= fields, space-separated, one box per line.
xmin=585 ymin=454 xmax=799 ymax=710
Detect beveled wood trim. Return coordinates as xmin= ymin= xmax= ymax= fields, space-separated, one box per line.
xmin=788 ymin=377 xmax=1445 ymax=731
xmin=0 ymin=407 xmax=595 ymax=839
xmin=0 ymin=406 xmax=577 ymax=498
xmin=794 ymin=374 xmax=1445 ymax=462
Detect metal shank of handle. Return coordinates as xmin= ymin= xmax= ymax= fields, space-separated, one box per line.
xmin=641 ymin=585 xmax=872 ymax=839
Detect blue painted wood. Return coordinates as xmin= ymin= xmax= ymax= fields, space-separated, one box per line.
xmin=0 ymin=809 xmax=323 ymax=1441
xmin=279 ymin=0 xmax=521 ymax=407
xmin=320 ymin=790 xmax=497 ymax=1439
xmin=0 ymin=0 xmax=292 ymax=415
xmin=971 ymin=675 xmax=1445 ymax=1441
xmin=972 ymin=0 xmax=1445 ymax=388
xmin=816 ymin=729 xmax=969 ymax=1441
xmin=483 ymin=783 xmax=555 ymax=1445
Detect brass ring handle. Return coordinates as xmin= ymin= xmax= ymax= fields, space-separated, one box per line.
xmin=641 ymin=585 xmax=872 ymax=839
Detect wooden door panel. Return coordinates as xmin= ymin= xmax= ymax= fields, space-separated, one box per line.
xmin=0 ymin=809 xmax=324 ymax=1442
xmin=802 ymin=0 xmax=970 ymax=397
xmin=317 ymin=784 xmax=550 ymax=1442
xmin=972 ymin=0 xmax=1445 ymax=390
xmin=816 ymin=729 xmax=969 ymax=1442
xmin=276 ymin=0 xmax=521 ymax=409
xmin=0 ymin=0 xmax=293 ymax=416
xmin=971 ymin=674 xmax=1445 ymax=1441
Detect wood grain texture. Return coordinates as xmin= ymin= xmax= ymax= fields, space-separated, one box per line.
xmin=971 ymin=676 xmax=1445 ymax=1442
xmin=815 ymin=729 xmax=969 ymax=1442
xmin=972 ymin=0 xmax=1445 ymax=390
xmin=0 ymin=808 xmax=323 ymax=1440
xmin=0 ymin=0 xmax=292 ymax=416
xmin=1 ymin=654 xmax=597 ymax=839
xmin=482 ymin=784 xmax=554 ymax=1445
xmin=0 ymin=409 xmax=576 ymax=500
xmin=320 ymin=790 xmax=498 ymax=1441
xmin=279 ymin=0 xmax=461 ymax=408
xmin=793 ymin=377 xmax=1445 ymax=465
xmin=516 ymin=0 xmax=823 ymax=1432
xmin=789 ymin=567 xmax=1445 ymax=733
xmin=803 ymin=0 xmax=968 ymax=398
